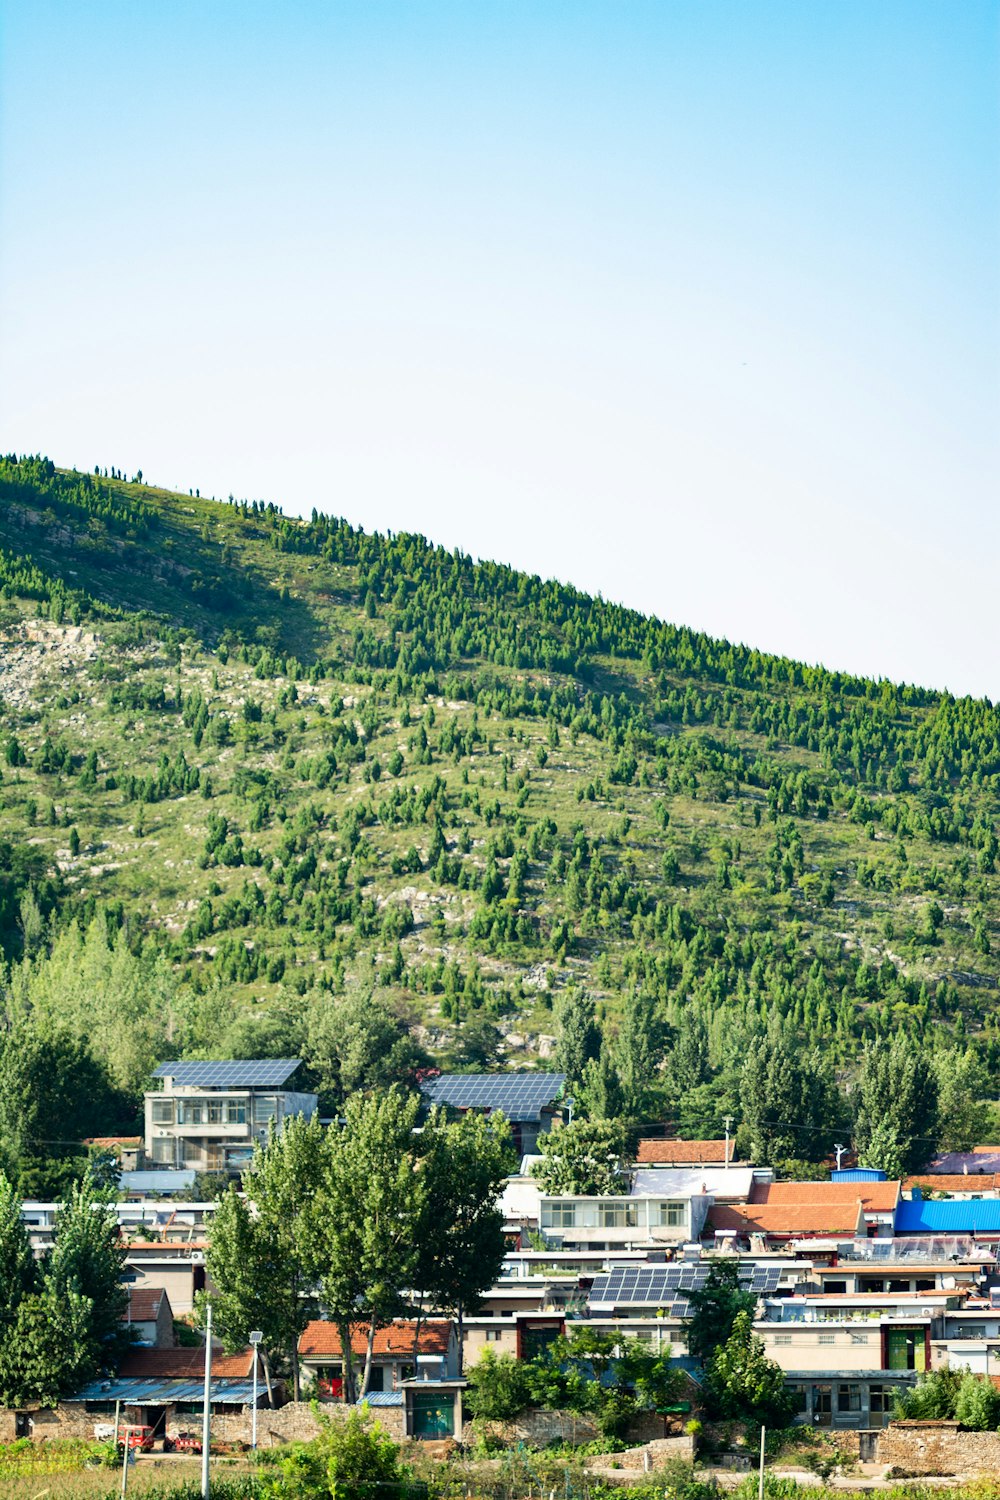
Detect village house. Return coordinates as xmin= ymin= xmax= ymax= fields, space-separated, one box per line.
xmin=144 ymin=1059 xmax=318 ymax=1175
xmin=298 ymin=1321 xmax=465 ymax=1440
xmin=708 ymin=1180 xmax=902 ymax=1248
xmin=122 ymin=1288 xmax=175 ymax=1349
xmin=298 ymin=1320 xmax=459 ymax=1397
xmin=634 ymin=1138 xmax=743 ymax=1169
xmin=420 ymin=1072 xmax=565 ymax=1156
xmin=70 ymin=1346 xmax=266 ymax=1448
xmin=758 ymin=1287 xmax=962 ymax=1429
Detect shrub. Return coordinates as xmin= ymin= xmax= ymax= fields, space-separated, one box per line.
xmin=955 ymin=1370 xmax=1000 ymax=1430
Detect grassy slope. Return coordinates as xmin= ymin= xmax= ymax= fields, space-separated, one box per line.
xmin=0 ymin=459 xmax=998 ymax=1071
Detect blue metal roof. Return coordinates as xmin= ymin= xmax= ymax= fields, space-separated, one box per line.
xmin=832 ymin=1169 xmax=887 ymax=1182
xmin=421 ymin=1072 xmax=565 ymax=1121
xmin=73 ymin=1377 xmax=260 ymax=1405
xmin=895 ymin=1198 xmax=1000 ymax=1234
xmin=358 ymin=1392 xmax=404 ymax=1407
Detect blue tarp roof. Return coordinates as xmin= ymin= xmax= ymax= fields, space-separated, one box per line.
xmin=895 ymin=1198 xmax=1000 ymax=1234
xmin=73 ymin=1377 xmax=260 ymax=1405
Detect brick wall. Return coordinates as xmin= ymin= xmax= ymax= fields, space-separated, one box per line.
xmin=876 ymin=1421 xmax=1000 ymax=1476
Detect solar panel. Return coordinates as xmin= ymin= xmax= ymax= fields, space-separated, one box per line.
xmin=421 ymin=1073 xmax=565 ymax=1120
xmin=153 ymin=1059 xmax=303 ymax=1088
xmin=588 ymin=1264 xmax=713 ymax=1308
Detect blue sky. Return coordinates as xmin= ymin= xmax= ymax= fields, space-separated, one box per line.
xmin=1 ymin=1 xmax=997 ymax=695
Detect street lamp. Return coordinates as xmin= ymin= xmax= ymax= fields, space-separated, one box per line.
xmin=249 ymin=1332 xmax=264 ymax=1450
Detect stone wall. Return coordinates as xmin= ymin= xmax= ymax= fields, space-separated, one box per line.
xmin=0 ymin=1406 xmax=99 ymax=1442
xmin=587 ymin=1435 xmax=696 ymax=1473
xmin=186 ymin=1401 xmax=407 ymax=1447
xmin=877 ymin=1421 xmax=1000 ymax=1477
xmin=478 ymin=1409 xmax=601 ymax=1446
xmin=0 ymin=1400 xmax=406 ymax=1450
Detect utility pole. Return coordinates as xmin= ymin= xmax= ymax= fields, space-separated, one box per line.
xmin=723 ymin=1116 xmax=733 ymax=1170
xmin=835 ymin=1143 xmax=846 ymax=1171
xmin=201 ymin=1303 xmax=213 ymax=1500
xmin=249 ymin=1330 xmax=263 ymax=1450
xmin=758 ymin=1426 xmax=766 ymax=1500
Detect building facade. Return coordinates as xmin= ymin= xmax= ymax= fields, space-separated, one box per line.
xmin=144 ymin=1059 xmax=318 ymax=1174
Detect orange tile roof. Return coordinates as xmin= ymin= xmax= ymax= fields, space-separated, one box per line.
xmin=750 ymin=1181 xmax=901 ymax=1211
xmin=635 ymin=1139 xmax=732 ymax=1165
xmin=709 ymin=1203 xmax=869 ymax=1236
xmin=904 ymin=1175 xmax=1000 ymax=1194
xmin=120 ymin=1347 xmax=255 ymax=1378
xmin=298 ymin=1320 xmax=453 ymax=1359
xmin=84 ymin=1136 xmax=143 ymax=1148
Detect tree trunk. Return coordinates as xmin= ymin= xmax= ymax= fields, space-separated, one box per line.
xmin=337 ymin=1319 xmax=358 ymax=1405
xmin=456 ymin=1302 xmax=464 ymax=1376
xmin=261 ymin=1349 xmax=276 ymax=1407
xmin=291 ymin=1347 xmax=300 ymax=1404
xmin=412 ymin=1291 xmax=426 ymax=1364
xmin=359 ymin=1319 xmax=377 ymax=1399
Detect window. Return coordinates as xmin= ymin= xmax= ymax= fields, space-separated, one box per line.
xmin=177 ymin=1100 xmax=204 ymax=1125
xmin=151 ymin=1099 xmax=174 ymax=1125
xmin=825 ymin=1280 xmax=847 ymax=1294
xmin=226 ymin=1100 xmax=247 ymax=1125
xmin=151 ymin=1138 xmax=176 ymax=1165
xmin=207 ymin=1100 xmax=225 ymax=1124
xmin=790 ymin=1387 xmax=808 ymax=1414
xmin=774 ymin=1334 xmax=792 ymax=1346
xmin=542 ymin=1203 xmax=576 ymax=1228
xmin=838 ymin=1384 xmax=862 ymax=1413
xmin=870 ymin=1386 xmax=892 ymax=1414
xmin=598 ymin=1200 xmax=638 ymax=1228
xmin=254 ymin=1096 xmax=277 ymax=1126
xmin=850 ymin=1333 xmax=869 ymax=1345
xmin=656 ymin=1201 xmax=686 ymax=1228
xmin=818 ymin=1333 xmax=837 ymax=1345
xmin=485 ymin=1330 xmax=503 ymax=1343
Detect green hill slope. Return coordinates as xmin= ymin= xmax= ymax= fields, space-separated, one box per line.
xmin=1 ymin=453 xmax=999 ymax=1137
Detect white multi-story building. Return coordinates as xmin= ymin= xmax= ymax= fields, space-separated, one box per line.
xmin=144 ymin=1058 xmax=317 ymax=1175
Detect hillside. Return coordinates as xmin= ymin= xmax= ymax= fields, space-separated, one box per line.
xmin=1 ymin=453 xmax=999 ymax=1141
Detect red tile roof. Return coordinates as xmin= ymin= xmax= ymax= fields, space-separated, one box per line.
xmin=120 ymin=1347 xmax=255 ymax=1379
xmin=84 ymin=1136 xmax=143 ymax=1148
xmin=122 ymin=1288 xmax=171 ymax=1323
xmin=298 ymin=1321 xmax=453 ymax=1359
xmin=635 ymin=1139 xmax=732 ymax=1165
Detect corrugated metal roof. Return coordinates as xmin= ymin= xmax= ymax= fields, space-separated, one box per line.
xmin=73 ymin=1377 xmax=259 ymax=1405
xmin=895 ymin=1199 xmax=1000 ymax=1234
xmin=358 ymin=1392 xmax=404 ymax=1407
xmin=831 ymin=1169 xmax=887 ymax=1182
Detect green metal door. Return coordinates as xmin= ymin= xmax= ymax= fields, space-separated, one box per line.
xmin=410 ymin=1390 xmax=454 ymax=1439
